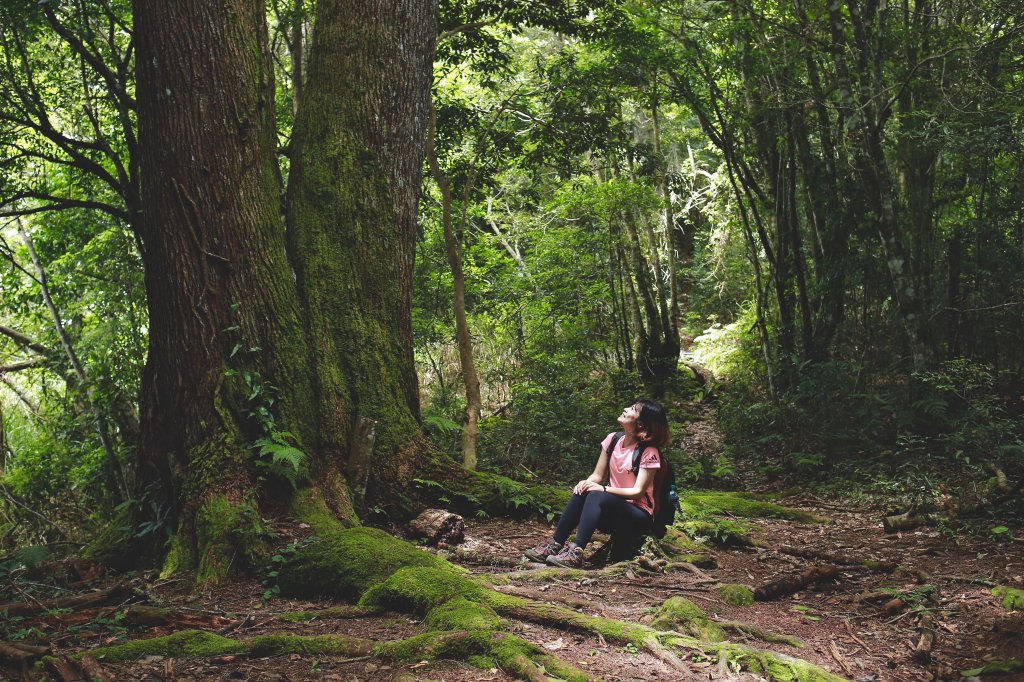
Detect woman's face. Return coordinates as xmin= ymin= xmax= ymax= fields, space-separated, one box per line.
xmin=617 ymin=403 xmax=641 ymax=429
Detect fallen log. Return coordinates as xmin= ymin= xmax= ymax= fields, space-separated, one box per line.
xmin=408 ymin=509 xmax=464 ymax=546
xmin=7 ymin=641 xmax=50 ymax=656
xmin=882 ymin=511 xmax=935 ymax=533
xmin=776 ymin=545 xmax=896 ymax=572
xmin=123 ymin=605 xmax=234 ymax=630
xmin=850 ymin=591 xmax=892 ymax=605
xmin=0 ymin=583 xmax=131 ymax=617
xmin=754 ymin=565 xmax=840 ymax=601
xmin=0 ymin=641 xmax=33 ymax=666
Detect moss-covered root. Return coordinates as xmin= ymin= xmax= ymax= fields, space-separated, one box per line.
xmin=992 ymin=586 xmax=1024 ymax=611
xmin=278 ymin=606 xmax=373 ymax=622
xmin=81 ymin=629 xmax=374 ymax=663
xmin=707 ymin=643 xmax=848 ymax=682
xmin=652 ymin=597 xmax=726 ymax=642
xmin=377 ymin=630 xmax=592 ymax=682
xmin=961 ymin=659 xmax=1024 ymax=677
xmin=680 ymin=492 xmax=829 ymax=524
xmin=278 ymin=526 xmax=449 ymax=601
xmin=719 ymin=621 xmax=804 ymax=649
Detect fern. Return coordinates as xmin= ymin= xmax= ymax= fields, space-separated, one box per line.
xmin=253 ymin=433 xmax=308 ymax=488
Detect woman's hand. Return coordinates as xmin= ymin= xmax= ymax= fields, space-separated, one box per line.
xmin=574 ymin=480 xmax=603 ymax=495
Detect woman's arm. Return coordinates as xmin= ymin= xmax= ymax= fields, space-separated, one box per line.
xmin=577 ymin=467 xmax=653 ymax=500
xmin=573 ymin=449 xmax=610 ymax=494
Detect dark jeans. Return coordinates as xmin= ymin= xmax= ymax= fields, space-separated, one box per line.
xmin=553 ymin=492 xmax=652 ymax=548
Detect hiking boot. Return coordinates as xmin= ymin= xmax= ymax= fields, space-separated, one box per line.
xmin=524 ymin=540 xmax=563 ymax=563
xmin=547 ymin=543 xmax=584 ymax=568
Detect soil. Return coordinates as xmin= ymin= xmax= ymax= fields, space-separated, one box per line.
xmin=4 ymin=413 xmax=1022 ymax=682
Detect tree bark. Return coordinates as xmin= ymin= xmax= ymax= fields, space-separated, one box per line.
xmin=133 ymin=0 xmax=320 ymax=576
xmin=284 ymin=0 xmax=436 ymax=498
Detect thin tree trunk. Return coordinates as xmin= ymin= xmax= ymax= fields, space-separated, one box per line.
xmin=17 ymin=221 xmax=126 ymax=499
xmin=426 ymin=104 xmax=482 ymax=470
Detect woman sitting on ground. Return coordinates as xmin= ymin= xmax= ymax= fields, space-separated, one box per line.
xmin=524 ymin=398 xmax=670 ymax=568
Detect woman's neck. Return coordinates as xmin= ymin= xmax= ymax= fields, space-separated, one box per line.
xmin=621 ymin=430 xmax=639 ymax=446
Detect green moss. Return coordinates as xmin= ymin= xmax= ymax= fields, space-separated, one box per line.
xmin=708 ymin=642 xmax=846 ymax=682
xmin=278 ymin=606 xmax=371 ymax=622
xmin=86 ymin=630 xmax=243 ymax=663
xmin=374 ymin=630 xmax=493 ymax=663
xmin=291 ymin=489 xmax=357 ymax=535
xmin=681 ymin=492 xmax=827 ymax=523
xmin=719 ymin=584 xmax=755 ymax=606
xmin=651 ymin=597 xmax=726 ymax=642
xmin=247 ymin=634 xmax=372 ymax=657
xmin=359 ymin=566 xmax=481 ymax=614
xmin=279 ymin=526 xmax=445 ymax=600
xmin=992 ymin=586 xmax=1024 ymax=611
xmin=961 ymin=659 xmax=1024 ymax=676
xmin=160 ymin=533 xmax=194 ymax=578
xmin=679 ymin=519 xmax=755 ymax=546
xmin=194 ymin=495 xmax=267 ymax=584
xmin=423 ymin=596 xmax=500 ymax=631
xmin=675 ymin=554 xmax=718 ymax=568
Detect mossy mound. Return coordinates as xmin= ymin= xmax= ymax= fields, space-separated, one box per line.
xmin=680 ymin=492 xmax=828 ymax=523
xmin=679 ymin=518 xmax=756 ymax=546
xmin=992 ymin=586 xmax=1024 ymax=611
xmin=278 ymin=526 xmax=445 ymax=601
xmin=719 ymin=584 xmax=755 ymax=606
xmin=423 ymin=596 xmax=501 ymax=631
xmin=358 ymin=566 xmax=481 ymax=614
xmin=651 ymin=597 xmax=726 ymax=642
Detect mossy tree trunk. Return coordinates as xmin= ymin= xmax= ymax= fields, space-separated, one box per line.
xmin=133 ymin=0 xmax=320 ymax=577
xmin=131 ymin=0 xmax=437 ymax=579
xmin=284 ymin=0 xmax=436 ymax=501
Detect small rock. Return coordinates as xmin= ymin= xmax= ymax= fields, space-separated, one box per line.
xmin=140 ymin=655 xmax=164 ymax=664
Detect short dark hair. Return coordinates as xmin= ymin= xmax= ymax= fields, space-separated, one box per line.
xmin=633 ymin=397 xmax=671 ymax=447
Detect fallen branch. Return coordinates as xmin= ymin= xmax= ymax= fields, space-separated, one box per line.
xmin=0 ymin=582 xmax=131 ymax=617
xmin=754 ymin=566 xmax=840 ymax=601
xmin=914 ymin=613 xmax=936 ymax=664
xmin=776 ymin=545 xmax=896 ymax=572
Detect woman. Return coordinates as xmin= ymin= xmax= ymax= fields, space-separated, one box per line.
xmin=524 ymin=398 xmax=670 ymax=568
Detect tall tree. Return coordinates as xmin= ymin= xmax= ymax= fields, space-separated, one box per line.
xmin=130 ymin=0 xmax=436 ymax=578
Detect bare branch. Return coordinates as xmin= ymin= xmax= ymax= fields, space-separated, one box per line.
xmin=0 ymin=325 xmax=53 ymax=356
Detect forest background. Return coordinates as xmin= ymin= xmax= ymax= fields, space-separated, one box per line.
xmin=0 ymin=0 xmax=1021 ymax=591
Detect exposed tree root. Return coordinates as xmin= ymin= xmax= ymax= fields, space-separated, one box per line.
xmin=81 ymin=493 xmax=845 ymax=682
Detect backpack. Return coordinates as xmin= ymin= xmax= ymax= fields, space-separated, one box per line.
xmin=606 ymin=431 xmax=680 ymax=538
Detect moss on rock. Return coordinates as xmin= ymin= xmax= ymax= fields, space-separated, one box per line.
xmin=651 ymin=597 xmax=726 ymax=642
xmin=719 ymin=584 xmax=755 ymax=606
xmin=992 ymin=586 xmax=1024 ymax=611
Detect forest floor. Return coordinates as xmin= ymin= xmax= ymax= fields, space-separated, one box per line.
xmin=5 ymin=412 xmax=1023 ymax=682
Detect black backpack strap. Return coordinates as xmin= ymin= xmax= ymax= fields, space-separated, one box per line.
xmin=605 ymin=431 xmax=624 ymax=456
xmin=630 ymin=442 xmax=650 ymax=475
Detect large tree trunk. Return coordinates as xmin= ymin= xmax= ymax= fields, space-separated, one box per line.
xmin=285 ymin=0 xmax=436 ymax=500
xmin=133 ymin=0 xmax=320 ymax=579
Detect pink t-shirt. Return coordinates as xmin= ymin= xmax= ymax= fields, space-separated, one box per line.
xmin=601 ymin=432 xmax=660 ymax=516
